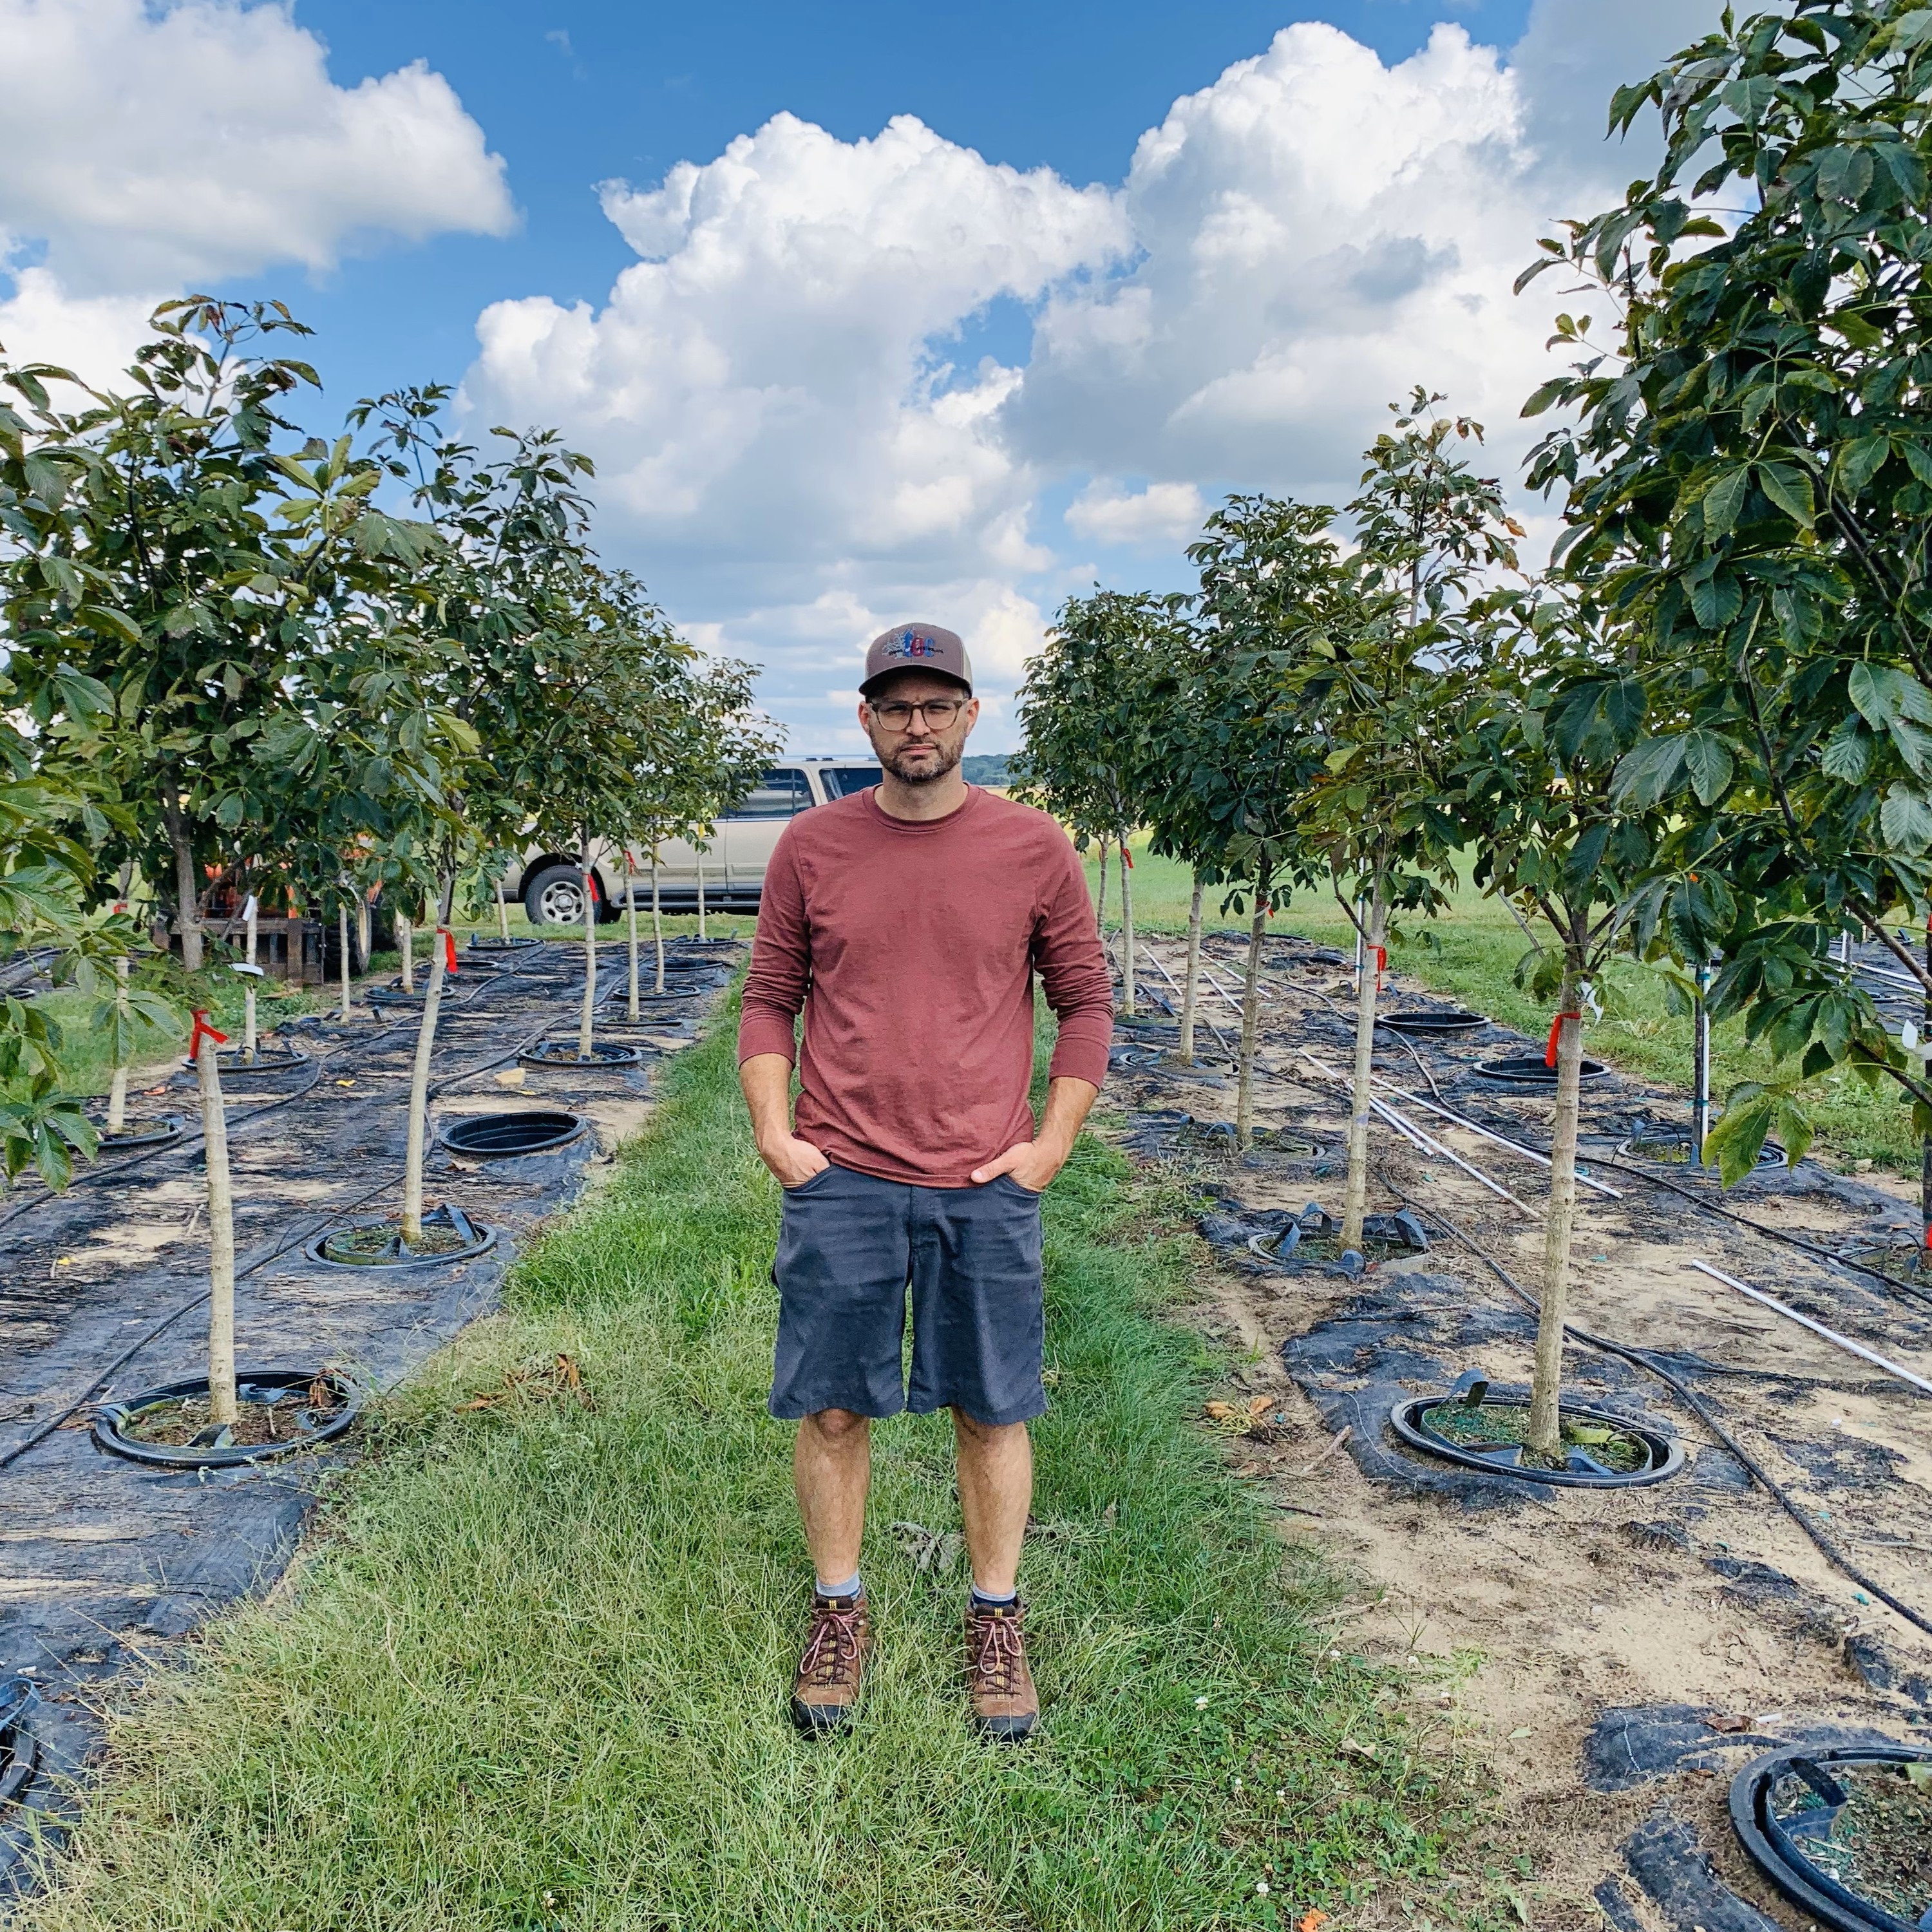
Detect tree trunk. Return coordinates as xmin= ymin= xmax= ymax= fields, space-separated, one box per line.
xmin=626 ymin=856 xmax=641 ymax=1021
xmin=398 ymin=911 xmax=413 ymax=993
xmin=497 ymin=872 xmax=511 ymax=942
xmin=338 ymin=904 xmax=355 ymax=1020
xmin=1095 ymin=838 xmax=1109 ymax=929
xmin=197 ymin=1028 xmax=237 ymax=1425
xmin=357 ymin=896 xmax=371 ymax=966
xmin=1119 ymin=839 xmax=1136 ymax=1018
xmin=242 ymin=894 xmax=258 ymax=1060
xmin=696 ymin=843 xmax=708 ymax=942
xmin=106 ymin=955 xmax=131 ymax=1133
xmin=652 ymin=857 xmax=666 ymax=993
xmin=1922 ymin=921 xmax=1931 ymax=1249
xmin=1235 ymin=862 xmax=1271 ymax=1150
xmin=163 ymin=793 xmax=202 ymax=972
xmin=580 ymin=839 xmax=598 ymax=1058
xmin=1528 ymin=964 xmax=1585 ymax=1464
xmin=1177 ymin=873 xmax=1204 ymax=1065
xmin=401 ymin=878 xmax=456 ymax=1247
xmin=1341 ymin=878 xmax=1389 ymax=1251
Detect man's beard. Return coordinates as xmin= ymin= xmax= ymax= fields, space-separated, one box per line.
xmin=879 ymin=736 xmax=963 ymax=786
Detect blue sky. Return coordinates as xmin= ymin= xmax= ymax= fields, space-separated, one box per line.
xmin=0 ymin=0 xmax=1708 ymax=751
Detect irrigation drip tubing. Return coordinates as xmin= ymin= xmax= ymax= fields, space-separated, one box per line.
xmin=0 ymin=945 xmax=570 ymax=1235
xmin=1376 ymin=1170 xmax=1932 ymax=1642
xmin=0 ymin=1165 xmax=406 ymax=1473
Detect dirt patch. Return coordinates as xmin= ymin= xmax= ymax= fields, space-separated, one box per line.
xmin=1108 ymin=928 xmax=1932 ymax=1928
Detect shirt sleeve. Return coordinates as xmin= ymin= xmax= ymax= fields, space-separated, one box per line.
xmin=737 ymin=828 xmax=809 ymax=1066
xmin=1033 ymin=829 xmax=1113 ymax=1088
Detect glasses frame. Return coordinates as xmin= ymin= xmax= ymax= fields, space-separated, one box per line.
xmin=866 ymin=696 xmax=969 ymax=730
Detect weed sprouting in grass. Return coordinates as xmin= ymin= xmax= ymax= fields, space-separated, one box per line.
xmin=19 ymin=993 xmax=1510 ymax=1932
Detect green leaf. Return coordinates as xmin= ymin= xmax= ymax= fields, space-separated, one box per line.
xmin=1612 ymin=735 xmax=1687 ymax=808
xmin=1820 ymin=714 xmax=1872 ymax=782
xmin=1880 ymin=784 xmax=1932 ymax=853
xmin=1681 ymin=731 xmax=1734 ymax=805
xmin=1850 ymin=661 xmax=1932 ymax=726
xmin=1701 ymin=467 xmax=1750 ymax=536
xmin=1756 ymin=462 xmax=1814 ymax=529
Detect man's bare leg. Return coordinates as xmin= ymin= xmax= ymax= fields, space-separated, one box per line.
xmin=795 ymin=1408 xmax=871 ymax=1585
xmin=952 ymin=1411 xmax=1032 ymax=1596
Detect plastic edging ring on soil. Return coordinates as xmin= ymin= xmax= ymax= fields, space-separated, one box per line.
xmin=1729 ymin=1744 xmax=1932 ymax=1932
xmin=1378 ymin=1010 xmax=1490 ymax=1036
xmin=304 ymin=1205 xmax=497 ymax=1271
xmin=1474 ymin=1054 xmax=1611 ymax=1086
xmin=438 ymin=1110 xmax=587 ymax=1159
xmin=1387 ymin=1395 xmax=1684 ymax=1488
xmin=517 ymin=1041 xmax=647 ymax=1072
xmin=0 ymin=1676 xmax=37 ymax=1810
xmin=468 ymin=934 xmax=541 ymax=952
xmin=93 ymin=1368 xmax=359 ymax=1470
xmin=97 ymin=1115 xmax=187 ymax=1152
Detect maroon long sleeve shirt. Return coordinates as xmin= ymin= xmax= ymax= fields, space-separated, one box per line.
xmin=737 ymin=785 xmax=1113 ymax=1187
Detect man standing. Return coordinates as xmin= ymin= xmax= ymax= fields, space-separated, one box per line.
xmin=737 ymin=621 xmax=1112 ymax=1741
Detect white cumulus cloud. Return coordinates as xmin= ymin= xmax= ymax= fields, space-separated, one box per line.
xmin=460 ymin=0 xmax=1725 ymax=748
xmin=1065 ymin=480 xmax=1209 ymax=547
xmin=0 ymin=0 xmax=511 ymax=375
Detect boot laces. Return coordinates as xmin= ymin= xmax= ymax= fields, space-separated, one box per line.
xmin=971 ymin=1609 xmax=1025 ymax=1695
xmin=800 ymin=1602 xmax=864 ymax=1688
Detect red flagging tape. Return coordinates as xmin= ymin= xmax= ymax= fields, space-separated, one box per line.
xmin=441 ymin=927 xmax=458 ymax=976
xmin=1545 ymin=1011 xmax=1581 ymax=1068
xmin=189 ymin=1010 xmax=229 ymax=1057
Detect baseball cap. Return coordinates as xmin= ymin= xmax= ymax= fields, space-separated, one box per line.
xmin=860 ymin=622 xmax=973 ymax=697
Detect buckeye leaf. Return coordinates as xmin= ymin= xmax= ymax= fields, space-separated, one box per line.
xmin=1701 ymin=466 xmax=1751 ymax=536
xmin=1682 ymin=731 xmax=1735 ymax=804
xmin=1880 ymin=783 xmax=1932 ymax=853
xmin=1820 ymin=714 xmax=1872 ymax=781
xmin=1757 ymin=462 xmax=1815 ymax=529
xmin=1612 ymin=734 xmax=1687 ymax=808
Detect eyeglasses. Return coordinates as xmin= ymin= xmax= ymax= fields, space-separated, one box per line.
xmin=869 ymin=697 xmax=967 ymax=729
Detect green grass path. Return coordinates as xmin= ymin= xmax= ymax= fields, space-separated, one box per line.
xmin=24 ymin=999 xmax=1502 ymax=1932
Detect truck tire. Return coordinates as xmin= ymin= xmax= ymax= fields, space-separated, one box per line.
xmin=524 ymin=864 xmax=615 ymax=928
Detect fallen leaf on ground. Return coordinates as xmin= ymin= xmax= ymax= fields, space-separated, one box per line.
xmin=1298 ymin=1913 xmax=1328 ymax=1932
xmin=1703 ymin=1713 xmax=1752 ymax=1734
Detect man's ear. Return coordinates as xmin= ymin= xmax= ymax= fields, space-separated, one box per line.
xmin=963 ymin=697 xmax=980 ymax=738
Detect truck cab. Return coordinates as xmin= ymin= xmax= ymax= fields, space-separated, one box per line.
xmin=513 ymin=757 xmax=885 ymax=926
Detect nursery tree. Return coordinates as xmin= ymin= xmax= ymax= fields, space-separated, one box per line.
xmin=1175 ymin=496 xmax=1333 ymax=1146
xmin=1518 ymin=0 xmax=1932 ymax=1190
xmin=1293 ymin=394 xmax=1523 ymax=1248
xmin=1452 ymin=595 xmax=1669 ymax=1465
xmin=1013 ymin=591 xmax=1175 ymax=1015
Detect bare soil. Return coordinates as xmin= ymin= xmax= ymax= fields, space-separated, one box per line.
xmin=1107 ymin=927 xmax=1932 ymax=1930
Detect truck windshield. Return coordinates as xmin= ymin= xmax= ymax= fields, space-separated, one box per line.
xmin=820 ymin=765 xmax=883 ymax=797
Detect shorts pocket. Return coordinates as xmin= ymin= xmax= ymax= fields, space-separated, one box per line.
xmin=992 ymin=1172 xmax=1043 ymax=1199
xmin=782 ymin=1164 xmax=838 ymax=1195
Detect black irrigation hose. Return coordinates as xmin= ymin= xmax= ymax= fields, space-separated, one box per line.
xmin=1376 ymin=1171 xmax=1932 ymax=1642
xmin=0 ymin=1166 xmax=406 ymax=1472
xmin=1595 ymin=1153 xmax=1932 ymax=1318
xmin=0 ymin=946 xmax=564 ymax=1234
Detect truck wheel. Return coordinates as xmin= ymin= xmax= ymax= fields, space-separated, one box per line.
xmin=525 ymin=865 xmax=595 ymax=929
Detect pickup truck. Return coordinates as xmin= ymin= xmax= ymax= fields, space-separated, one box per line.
xmin=511 ymin=758 xmax=884 ymax=926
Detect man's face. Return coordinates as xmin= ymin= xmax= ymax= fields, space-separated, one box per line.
xmin=860 ymin=671 xmax=978 ymax=784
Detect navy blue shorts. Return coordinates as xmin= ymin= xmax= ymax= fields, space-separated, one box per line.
xmin=769 ymin=1164 xmax=1046 ymax=1427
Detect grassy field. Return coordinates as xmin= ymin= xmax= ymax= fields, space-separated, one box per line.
xmin=21 ymin=998 xmax=1510 ymax=1932
xmin=1089 ymin=844 xmax=1920 ymax=1175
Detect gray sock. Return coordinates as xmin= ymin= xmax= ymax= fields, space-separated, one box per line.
xmin=816 ymin=1571 xmax=863 ymax=1602
xmin=970 ymin=1583 xmax=1018 ymax=1613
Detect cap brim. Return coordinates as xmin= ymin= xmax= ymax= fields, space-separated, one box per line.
xmin=859 ymin=668 xmax=972 ymax=699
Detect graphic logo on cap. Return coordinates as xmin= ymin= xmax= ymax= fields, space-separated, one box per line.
xmin=880 ymin=629 xmax=943 ymax=662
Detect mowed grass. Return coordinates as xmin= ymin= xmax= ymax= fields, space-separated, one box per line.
xmin=1090 ymin=844 xmax=1920 ymax=1174
xmin=19 ymin=996 xmax=1506 ymax=1932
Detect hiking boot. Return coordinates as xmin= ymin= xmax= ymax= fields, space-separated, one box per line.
xmin=965 ymin=1598 xmax=1038 ymax=1740
xmin=790 ymin=1593 xmax=870 ymax=1733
